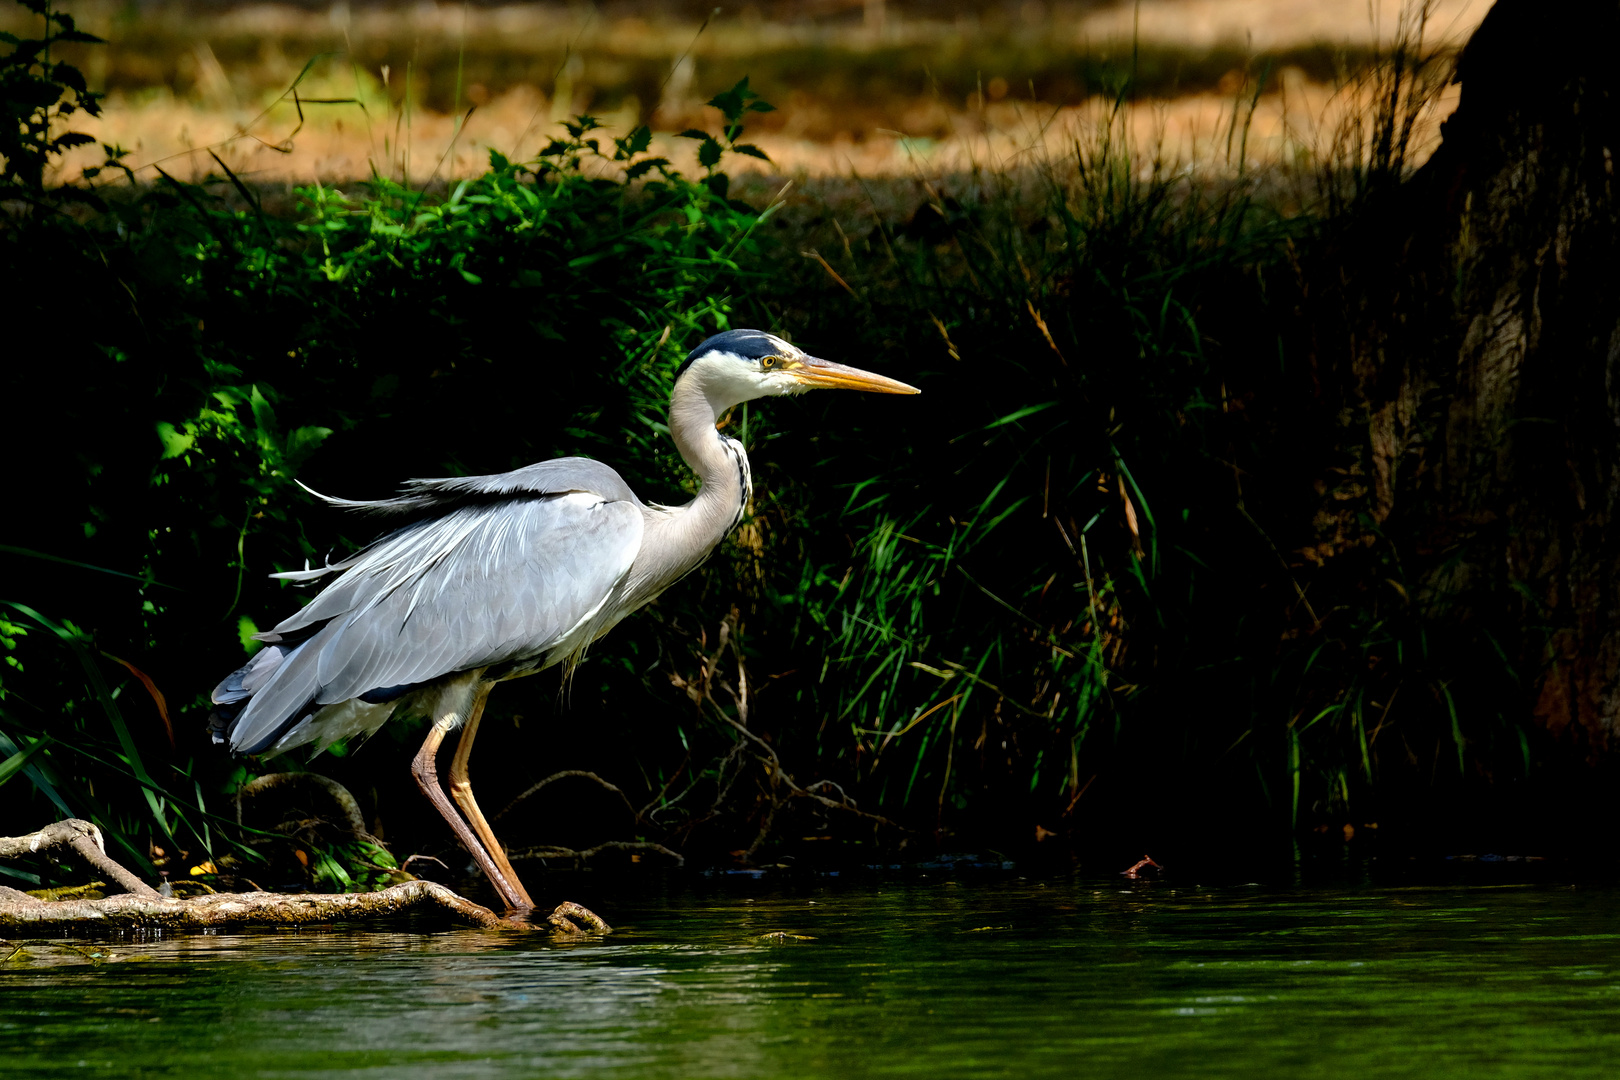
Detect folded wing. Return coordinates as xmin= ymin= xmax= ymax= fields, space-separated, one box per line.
xmin=213 ymin=459 xmax=645 ymax=755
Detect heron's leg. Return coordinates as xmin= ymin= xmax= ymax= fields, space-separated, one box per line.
xmin=447 ymin=685 xmax=536 ymax=910
xmin=410 ymin=712 xmax=525 ymax=912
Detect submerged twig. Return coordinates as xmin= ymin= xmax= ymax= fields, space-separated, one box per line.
xmin=510 ymin=840 xmax=685 ymax=867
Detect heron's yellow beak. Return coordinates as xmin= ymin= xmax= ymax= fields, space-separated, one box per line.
xmin=789 ymin=356 xmax=920 ymax=394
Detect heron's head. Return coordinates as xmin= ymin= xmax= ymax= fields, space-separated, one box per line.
xmin=676 ymin=329 xmax=919 ymax=412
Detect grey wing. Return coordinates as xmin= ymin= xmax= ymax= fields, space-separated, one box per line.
xmin=222 ymin=490 xmax=644 ymax=755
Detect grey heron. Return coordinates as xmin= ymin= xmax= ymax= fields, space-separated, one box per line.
xmin=209 ymin=330 xmax=918 ymax=917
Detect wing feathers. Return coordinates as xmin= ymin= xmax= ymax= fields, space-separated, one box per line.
xmin=219 ymin=478 xmax=644 ymax=756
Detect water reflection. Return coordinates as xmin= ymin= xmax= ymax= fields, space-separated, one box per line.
xmin=4 ymin=879 xmax=1620 ymax=1078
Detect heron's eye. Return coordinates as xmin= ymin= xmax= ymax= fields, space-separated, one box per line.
xmin=761 ymin=355 xmax=779 ymax=370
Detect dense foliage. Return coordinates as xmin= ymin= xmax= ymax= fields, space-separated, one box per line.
xmin=2 ymin=7 xmax=791 ymax=886
xmin=2 ymin=1 xmax=1557 ymax=895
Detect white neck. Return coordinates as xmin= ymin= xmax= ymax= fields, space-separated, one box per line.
xmin=626 ymin=368 xmax=752 ymax=602
xmin=669 ymin=365 xmax=752 ymax=530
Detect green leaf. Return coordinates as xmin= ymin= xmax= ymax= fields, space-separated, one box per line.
xmin=51 ymin=62 xmax=87 ymax=92
xmin=731 ymin=144 xmax=771 ymax=162
xmin=237 ymin=616 xmax=261 ymax=654
xmin=624 ymin=157 xmax=669 ymax=180
xmin=706 ymin=77 xmax=754 ymax=123
xmin=0 ymin=737 xmax=48 ymax=789
xmin=984 ymin=401 xmax=1059 ymax=429
xmin=155 ymin=421 xmax=194 ymax=459
xmin=284 ymin=425 xmax=332 ymax=467
xmin=0 ymin=726 xmax=69 ymax=818
xmin=615 ymin=125 xmax=653 ymax=158
xmin=697 ymin=138 xmax=724 ymax=169
xmin=249 ymin=384 xmax=279 ymax=442
xmin=0 ymin=545 xmax=173 ymax=590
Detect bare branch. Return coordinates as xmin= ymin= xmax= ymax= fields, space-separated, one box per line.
xmin=0 ymin=819 xmax=159 ymax=899
xmin=493 ymin=770 xmax=641 ymax=825
xmin=235 ymin=772 xmax=372 ymax=839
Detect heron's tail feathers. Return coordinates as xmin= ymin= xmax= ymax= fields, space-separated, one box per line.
xmin=209 ymin=618 xmax=337 ymax=755
xmin=209 ymin=625 xmax=407 ymax=758
xmin=208 ymin=640 xmax=312 ymax=756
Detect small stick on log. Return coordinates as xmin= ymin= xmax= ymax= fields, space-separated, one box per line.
xmin=0 ymin=820 xmax=159 ymax=899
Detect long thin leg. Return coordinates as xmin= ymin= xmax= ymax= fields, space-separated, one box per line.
xmin=447 ymin=685 xmax=535 ymax=910
xmin=411 ymin=712 xmax=525 ymax=912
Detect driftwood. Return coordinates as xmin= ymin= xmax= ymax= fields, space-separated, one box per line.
xmin=0 ymin=879 xmax=509 ymax=932
xmin=0 ymin=819 xmax=159 ymax=899
xmin=1 ymin=820 xmax=611 ymax=936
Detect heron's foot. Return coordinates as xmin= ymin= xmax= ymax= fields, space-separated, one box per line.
xmin=546 ymin=900 xmax=612 ymax=936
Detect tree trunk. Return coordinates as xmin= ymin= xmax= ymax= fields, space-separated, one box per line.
xmin=1316 ymin=0 xmax=1620 ymax=761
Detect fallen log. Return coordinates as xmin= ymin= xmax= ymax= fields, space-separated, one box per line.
xmin=1 ymin=820 xmax=611 ymax=936
xmin=0 ymin=880 xmax=613 ymax=935
xmin=0 ymin=879 xmax=506 ymax=932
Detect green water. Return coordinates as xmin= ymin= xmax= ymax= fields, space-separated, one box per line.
xmin=4 ymin=875 xmax=1619 ymax=1078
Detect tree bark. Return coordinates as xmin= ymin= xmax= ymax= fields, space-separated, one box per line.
xmin=1312 ymin=0 xmax=1620 ymax=756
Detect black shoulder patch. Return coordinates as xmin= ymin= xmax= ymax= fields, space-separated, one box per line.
xmin=675 ymin=329 xmax=782 ymax=383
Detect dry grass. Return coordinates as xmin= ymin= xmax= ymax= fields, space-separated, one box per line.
xmin=17 ymin=0 xmax=1479 ymax=186
xmin=1075 ymin=0 xmax=1483 ymax=48
xmin=53 ymin=75 xmax=1461 ymax=191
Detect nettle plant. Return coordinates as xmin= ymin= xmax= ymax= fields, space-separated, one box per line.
xmin=0 ymin=0 xmax=125 ymax=197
